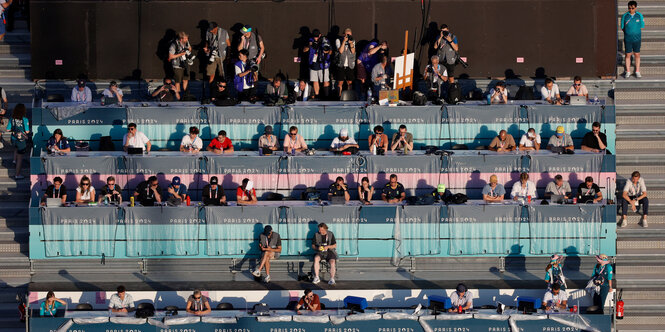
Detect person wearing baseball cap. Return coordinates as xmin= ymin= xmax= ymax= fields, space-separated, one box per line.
xmin=590 ymin=254 xmax=613 ymax=314
xmin=237 ymin=178 xmax=257 ymax=205
xmin=449 ymin=283 xmax=473 ymax=312
xmin=251 ymin=225 xmax=282 ymax=283
xmin=432 ymin=183 xmax=453 ymax=203
xmin=238 ymin=24 xmax=265 ymax=66
xmin=258 ymin=125 xmax=279 ymax=154
xmin=547 ymin=126 xmax=574 ymax=152
xmin=330 ymin=128 xmax=359 ymax=154
xmin=166 ymin=176 xmax=188 ymax=206
xmin=202 ymin=176 xmax=226 ymax=206
xmin=71 ymin=78 xmax=92 ymax=103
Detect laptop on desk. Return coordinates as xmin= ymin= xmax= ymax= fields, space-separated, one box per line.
xmin=569 ymin=95 xmax=586 ymax=105
xmin=46 ymin=198 xmax=62 ymax=207
xmin=127 ymin=147 xmax=143 ymax=155
xmin=330 ymin=196 xmax=346 ymax=205
xmin=550 ymin=194 xmax=565 ymax=204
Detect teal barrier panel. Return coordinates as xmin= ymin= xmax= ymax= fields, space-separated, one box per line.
xmin=40 ymin=206 xmax=118 ymax=257
xmin=206 ymin=105 xmax=283 ymax=150
xmin=284 ymin=206 xmax=360 ymax=256
xmin=367 ymin=105 xmax=443 ymax=149
xmin=444 ymin=104 xmax=522 ymax=149
xmin=282 ymin=105 xmax=365 ymax=149
xmin=124 ymin=206 xmax=201 ymax=256
xmin=395 ymin=206 xmax=441 ymax=257
xmin=205 ymin=206 xmax=280 ymax=256
xmin=447 ymin=205 xmax=521 ymax=255
xmin=528 ymin=205 xmax=603 ymax=255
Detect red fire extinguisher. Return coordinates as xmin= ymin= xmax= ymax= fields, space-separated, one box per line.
xmin=616 ymin=288 xmax=624 ymax=320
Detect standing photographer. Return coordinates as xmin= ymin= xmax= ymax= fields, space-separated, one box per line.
xmin=303 ymin=29 xmax=332 ymax=100
xmin=423 ymin=55 xmax=448 ymax=99
xmin=151 ymin=78 xmax=180 ymax=102
xmin=168 ymin=31 xmax=194 ymax=94
xmin=434 ymin=24 xmax=459 ymax=83
xmin=204 ymin=22 xmax=231 ymax=86
xmin=238 ymin=25 xmax=265 ymax=68
xmin=334 ymin=28 xmax=356 ymax=98
xmin=234 ymin=49 xmax=258 ymax=102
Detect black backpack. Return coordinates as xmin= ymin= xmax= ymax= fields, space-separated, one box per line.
xmin=135 ymin=307 xmax=155 ymax=318
xmin=447 ymin=83 xmax=462 ymax=104
xmin=515 ymin=85 xmax=535 ymax=100
xmin=412 ymin=91 xmax=428 ymax=106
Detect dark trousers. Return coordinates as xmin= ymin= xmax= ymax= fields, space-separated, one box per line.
xmin=620 ymin=195 xmax=649 ymax=216
xmin=593 ymin=283 xmax=610 ymax=314
xmin=238 ymin=87 xmax=257 ymax=102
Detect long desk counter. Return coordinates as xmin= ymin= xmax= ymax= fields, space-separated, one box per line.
xmin=30 ymin=309 xmax=611 ymax=332
xmin=30 ymin=150 xmax=616 ymax=202
xmin=29 ymin=199 xmax=617 ymax=260
xmin=31 ymin=103 xmax=616 ymax=152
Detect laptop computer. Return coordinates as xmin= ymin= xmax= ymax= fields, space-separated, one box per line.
xmin=569 ymin=95 xmax=586 ymax=105
xmin=550 ymin=194 xmax=565 ymax=204
xmin=330 ymin=196 xmax=346 ymax=205
xmin=46 ymin=198 xmax=62 ymax=207
xmin=127 ymin=147 xmax=144 ymax=155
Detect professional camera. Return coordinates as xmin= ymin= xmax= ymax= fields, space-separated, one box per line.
xmin=184 ymin=50 xmax=196 ymax=66
xmin=426 ymin=65 xmax=434 ymax=73
xmin=322 ymin=40 xmax=332 ymax=52
xmin=346 ymin=34 xmax=354 ymax=42
xmin=441 ymin=30 xmax=450 ymax=37
xmin=208 ymin=49 xmax=219 ymax=63
xmin=248 ymin=58 xmax=259 ymax=72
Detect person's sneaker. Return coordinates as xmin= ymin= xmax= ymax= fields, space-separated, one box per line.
xmin=328 ymin=278 xmax=336 ymax=285
xmin=263 ymin=275 xmax=271 ymax=283
xmin=635 ymin=72 xmax=642 ymax=78
xmin=640 ymin=218 xmax=648 ymax=228
xmin=312 ymin=276 xmax=320 ymax=284
xmin=251 ymin=269 xmax=261 ymax=278
xmin=619 ymin=218 xmax=627 ymax=227
xmin=624 ymin=72 xmax=631 ymax=79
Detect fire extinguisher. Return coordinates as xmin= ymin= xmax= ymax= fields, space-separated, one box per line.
xmin=616 ymin=288 xmax=624 ymax=320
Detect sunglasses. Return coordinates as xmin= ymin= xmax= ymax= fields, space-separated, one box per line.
xmin=194 ymin=296 xmax=201 ymax=300
xmin=128 ymin=128 xmax=136 ymax=131
xmin=82 ymin=183 xmax=90 ymax=186
xmin=218 ymin=84 xmax=227 ymax=88
xmin=290 ymin=133 xmax=297 ymax=136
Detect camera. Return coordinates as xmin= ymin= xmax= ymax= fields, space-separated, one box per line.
xmin=248 ymin=58 xmax=259 ymax=72
xmin=209 ymin=49 xmax=219 ymax=63
xmin=426 ymin=65 xmax=434 ymax=73
xmin=311 ymin=41 xmax=320 ymax=50
xmin=322 ymin=43 xmax=331 ymax=53
xmin=441 ymin=30 xmax=449 ymax=37
xmin=346 ymin=34 xmax=353 ymax=42
xmin=184 ymin=50 xmax=196 ymax=66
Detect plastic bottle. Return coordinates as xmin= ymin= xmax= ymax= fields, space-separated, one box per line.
xmin=367 ymin=89 xmax=373 ymax=104
xmin=593 ymin=95 xmax=599 ymax=105
xmin=371 ymin=144 xmax=377 ymax=155
xmin=186 ymin=195 xmax=191 ymax=206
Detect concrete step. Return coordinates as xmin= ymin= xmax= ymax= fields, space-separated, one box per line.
xmin=0 ymin=43 xmax=30 ymax=55
xmin=0 ymin=240 xmax=28 ymax=254
xmin=0 ymin=68 xmax=31 ymax=79
xmin=614 ymin=87 xmax=665 ymax=101
xmin=619 ymin=51 xmax=665 ymax=65
xmin=0 ymin=227 xmax=28 ymax=242
xmin=0 ymin=54 xmax=31 ymax=69
xmin=620 ymin=290 xmax=665 ymax=300
xmin=617 ymin=124 xmax=665 ymax=132
xmin=617 ymin=165 xmax=665 ymax=174
xmin=0 ymin=217 xmax=28 ymax=229
xmin=617 ymin=115 xmax=665 ymax=124
xmin=616 ymin=139 xmax=665 ymax=150
xmin=617 ymin=240 xmax=665 ymax=251
xmin=617 ymin=65 xmax=665 ymax=77
xmin=619 ymin=29 xmax=665 ymax=39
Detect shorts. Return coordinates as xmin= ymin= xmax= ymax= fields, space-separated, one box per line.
xmin=173 ymin=67 xmax=189 ymax=83
xmin=443 ymin=62 xmax=456 ymax=78
xmin=206 ymin=57 xmax=224 ymax=78
xmin=263 ymin=251 xmax=280 ymax=260
xmin=335 ymin=66 xmax=355 ymax=82
xmin=624 ymin=38 xmax=641 ymax=53
xmin=316 ymin=250 xmax=338 ymax=261
xmin=310 ymin=68 xmax=330 ymax=83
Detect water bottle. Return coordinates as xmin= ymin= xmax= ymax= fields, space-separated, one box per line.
xmin=292 ymin=147 xmax=296 ymax=155
xmin=371 ymin=144 xmax=377 ymax=155
xmin=486 ymin=93 xmax=492 ymax=105
xmin=593 ymin=95 xmax=599 ymax=105
xmin=367 ymin=89 xmax=373 ymax=104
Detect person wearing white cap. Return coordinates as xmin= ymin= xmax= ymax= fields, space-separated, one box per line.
xmin=545 ymin=254 xmax=567 ymax=291
xmin=330 ymin=128 xmax=359 ymax=153
xmin=237 ymin=178 xmax=257 ymax=205
xmin=589 ymin=254 xmax=613 ymax=314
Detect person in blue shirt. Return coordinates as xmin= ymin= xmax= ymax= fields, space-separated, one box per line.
xmin=6 ymin=103 xmax=30 ymax=179
xmin=40 ymin=291 xmax=66 ymax=317
xmin=621 ymin=1 xmax=645 ymax=78
xmin=166 ymin=176 xmax=188 ymax=206
xmin=590 ymin=254 xmax=614 ymax=314
xmin=46 ymin=128 xmax=71 ymax=153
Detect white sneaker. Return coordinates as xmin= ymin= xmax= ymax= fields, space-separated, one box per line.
xmin=263 ymin=275 xmax=271 ymax=283
xmin=619 ymin=218 xmax=627 ymax=227
xmin=328 ymin=278 xmax=336 ymax=285
xmin=624 ymin=72 xmax=631 ymax=79
xmin=640 ymin=218 xmax=648 ymax=228
xmin=312 ymin=276 xmax=320 ymax=284
xmin=635 ymin=72 xmax=642 ymax=78
xmin=251 ymin=269 xmax=261 ymax=278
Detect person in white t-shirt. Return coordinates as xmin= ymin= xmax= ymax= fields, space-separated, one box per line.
xmin=620 ymin=170 xmax=648 ymax=228
xmin=519 ymin=128 xmax=541 ymax=151
xmin=542 ymin=284 xmax=568 ymax=311
xmin=330 ymin=128 xmax=359 ymax=153
xmin=511 ymin=172 xmax=537 ymax=201
xmin=490 ymin=81 xmax=509 ymax=104
xmin=123 ymin=123 xmax=151 ymax=153
xmin=540 ymin=78 xmax=562 ymax=105
xmin=180 ymin=126 xmax=203 ymax=153
xmin=101 ymin=81 xmax=123 ymax=104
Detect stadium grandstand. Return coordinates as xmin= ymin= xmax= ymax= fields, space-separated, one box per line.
xmin=0 ymin=0 xmax=663 ymax=331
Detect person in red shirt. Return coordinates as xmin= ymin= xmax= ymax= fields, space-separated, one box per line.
xmin=237 ymin=178 xmax=257 ymax=205
xmin=207 ymin=130 xmax=234 ymax=154
xmin=296 ymin=289 xmax=320 ymax=314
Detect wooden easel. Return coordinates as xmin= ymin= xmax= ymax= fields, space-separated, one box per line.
xmin=393 ymin=30 xmax=413 ymax=91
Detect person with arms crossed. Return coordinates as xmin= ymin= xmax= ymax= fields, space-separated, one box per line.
xmin=482 ymin=175 xmax=505 ymax=203
xmin=312 ymin=223 xmax=338 ymax=285
xmin=71 ymin=79 xmax=92 ymax=103
xmin=251 ymin=225 xmax=282 ymax=283
xmin=330 ymin=128 xmax=359 ymax=153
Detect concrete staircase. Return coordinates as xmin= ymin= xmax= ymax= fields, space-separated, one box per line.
xmin=0 ymin=14 xmax=31 ymax=332
xmin=615 ymin=0 xmax=665 ymax=331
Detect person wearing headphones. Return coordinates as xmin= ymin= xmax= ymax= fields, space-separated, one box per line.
xmin=449 ymin=283 xmax=473 ymax=312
